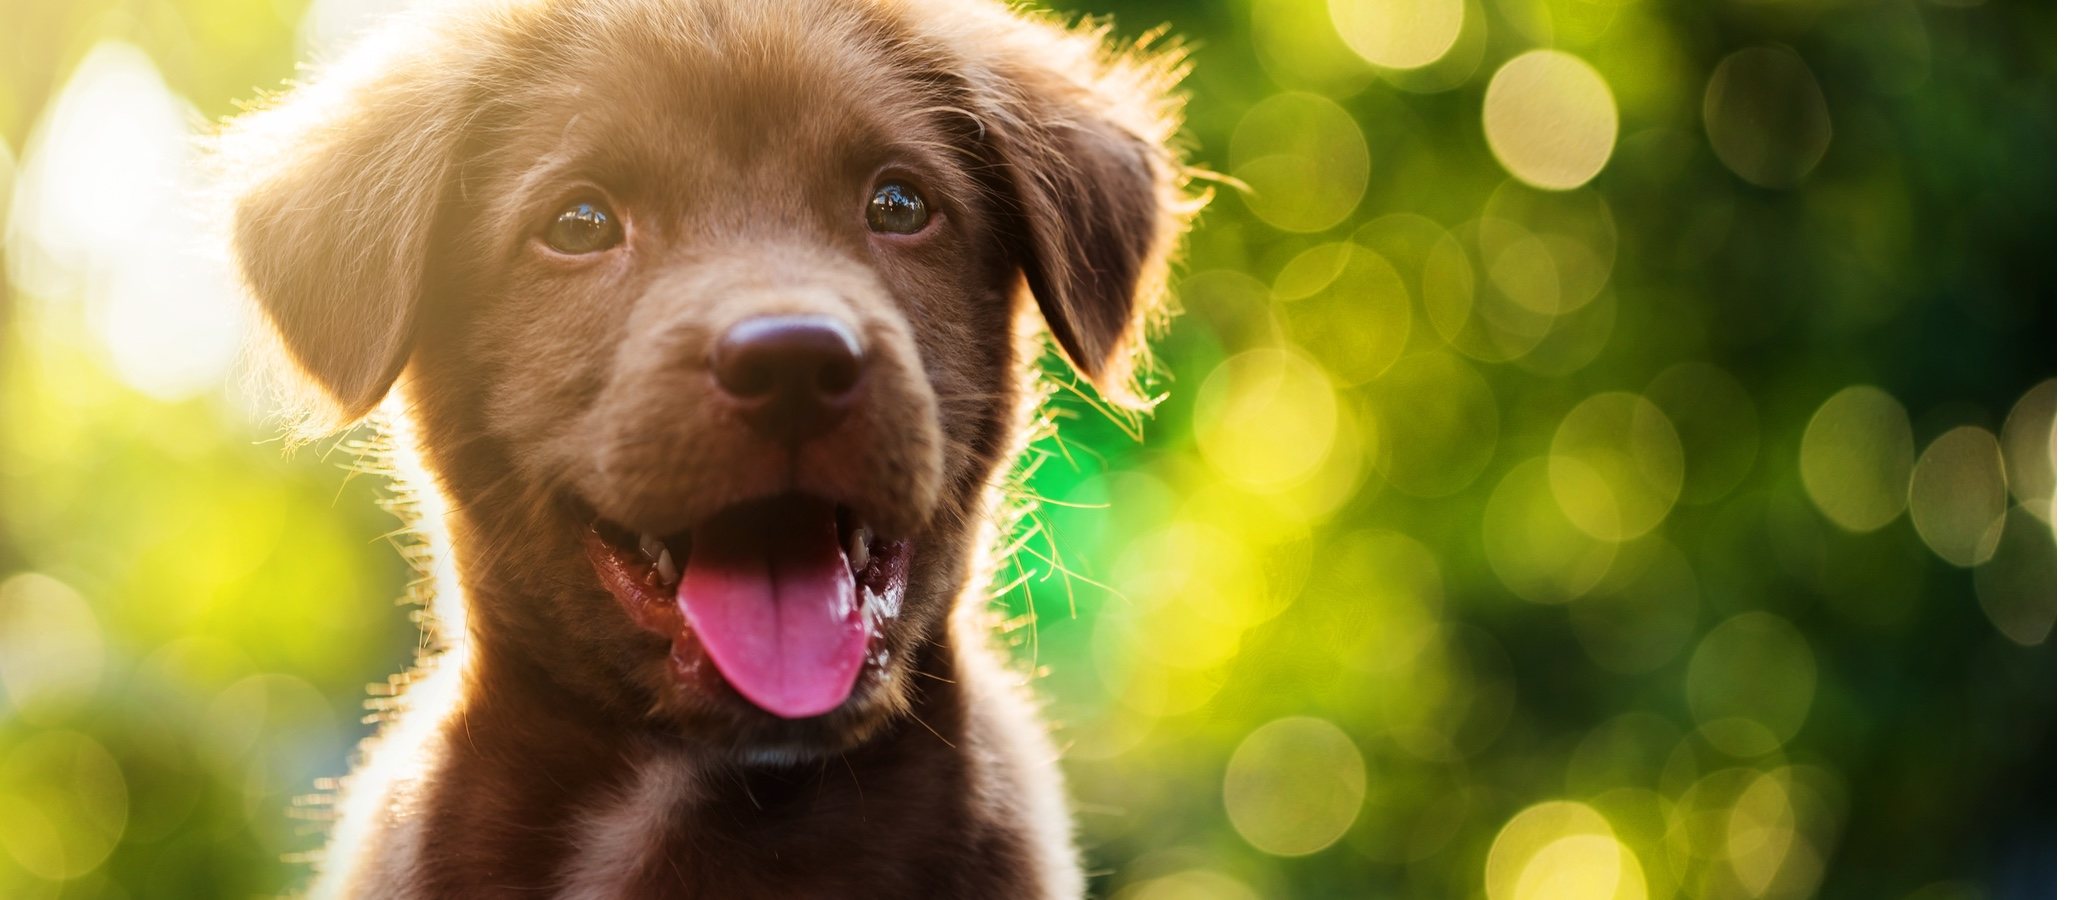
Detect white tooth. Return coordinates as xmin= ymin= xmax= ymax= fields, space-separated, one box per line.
xmin=848 ymin=526 xmax=871 ymax=572
xmin=655 ymin=547 xmax=678 ymax=585
xmin=638 ymin=533 xmax=666 ymax=560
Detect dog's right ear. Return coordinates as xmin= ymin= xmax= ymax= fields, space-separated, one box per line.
xmin=214 ymin=22 xmax=478 ymax=433
xmin=934 ymin=4 xmax=1197 ymax=408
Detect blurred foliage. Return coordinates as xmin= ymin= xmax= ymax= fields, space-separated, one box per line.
xmin=0 ymin=0 xmax=2056 ymax=897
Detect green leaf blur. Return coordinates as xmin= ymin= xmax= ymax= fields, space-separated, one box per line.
xmin=0 ymin=0 xmax=2054 ymax=897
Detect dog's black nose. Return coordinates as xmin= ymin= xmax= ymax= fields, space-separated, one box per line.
xmin=712 ymin=315 xmax=865 ymax=442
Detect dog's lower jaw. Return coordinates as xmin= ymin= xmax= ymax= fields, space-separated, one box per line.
xmin=307 ymin=603 xmax=1081 ymax=899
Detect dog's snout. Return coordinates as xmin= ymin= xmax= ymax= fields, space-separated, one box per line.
xmin=712 ymin=314 xmax=865 ymax=442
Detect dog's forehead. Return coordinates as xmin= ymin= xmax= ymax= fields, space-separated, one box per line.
xmin=513 ymin=0 xmax=957 ymax=158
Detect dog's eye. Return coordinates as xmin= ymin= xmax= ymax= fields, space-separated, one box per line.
xmin=545 ymin=201 xmax=622 ymax=254
xmin=866 ymin=182 xmax=930 ymax=235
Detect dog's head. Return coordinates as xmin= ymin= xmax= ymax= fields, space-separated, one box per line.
xmin=215 ymin=0 xmax=1188 ymax=758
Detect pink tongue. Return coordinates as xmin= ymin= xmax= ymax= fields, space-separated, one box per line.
xmin=677 ymin=502 xmax=868 ymax=719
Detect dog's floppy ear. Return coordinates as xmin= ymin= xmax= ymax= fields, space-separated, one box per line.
xmin=214 ymin=17 xmax=479 ymax=432
xmin=961 ymin=13 xmax=1195 ymax=406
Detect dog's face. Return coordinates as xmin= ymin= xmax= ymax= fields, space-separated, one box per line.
xmin=219 ymin=0 xmax=1185 ymax=759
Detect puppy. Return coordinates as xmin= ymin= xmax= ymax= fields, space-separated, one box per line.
xmin=212 ymin=0 xmax=1193 ymax=896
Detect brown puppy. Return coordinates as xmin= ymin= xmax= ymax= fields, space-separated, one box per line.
xmin=212 ymin=0 xmax=1192 ymax=896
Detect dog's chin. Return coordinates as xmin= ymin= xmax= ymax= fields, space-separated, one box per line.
xmin=578 ymin=491 xmax=920 ymax=758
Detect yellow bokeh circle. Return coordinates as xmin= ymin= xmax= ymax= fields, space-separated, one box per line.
xmin=1484 ymin=458 xmax=1618 ymax=604
xmin=1551 ymin=392 xmax=1685 ymax=541
xmin=1487 ymin=801 xmax=1646 ymax=900
xmin=1973 ymin=513 xmax=2055 ymax=646
xmin=1908 ymin=426 xmax=2008 ymax=567
xmin=1799 ymin=386 xmax=1913 ymax=532
xmin=1194 ymin=348 xmax=1339 ymax=490
xmin=1272 ymin=242 xmax=1412 ymax=385
xmin=1703 ymin=47 xmax=1833 ymax=189
xmin=1685 ymin=613 xmax=1818 ymax=756
xmin=0 ymin=572 xmax=104 ymax=725
xmin=1224 ymin=717 xmax=1368 ymax=856
xmin=1484 ymin=51 xmax=1619 ymax=190
xmin=1231 ymin=92 xmax=1371 ymax=233
xmin=2000 ymin=378 xmax=2055 ymax=527
xmin=1327 ymin=0 xmax=1465 ymax=70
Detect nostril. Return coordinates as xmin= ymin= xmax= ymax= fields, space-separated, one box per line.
xmin=713 ymin=351 xmax=773 ymax=398
xmin=816 ymin=358 xmax=858 ymax=395
xmin=711 ymin=315 xmax=866 ymax=440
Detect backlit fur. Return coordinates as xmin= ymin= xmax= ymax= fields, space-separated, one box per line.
xmin=213 ymin=0 xmax=1195 ymax=896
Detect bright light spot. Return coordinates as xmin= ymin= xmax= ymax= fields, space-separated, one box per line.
xmin=1224 ymin=717 xmax=1368 ymax=856
xmin=1328 ymin=0 xmax=1465 ymax=69
xmin=1269 ymin=394 xmax=1376 ymax=524
xmin=1704 ymin=47 xmax=1833 ymax=188
xmin=1800 ymin=385 xmax=1914 ymax=532
xmin=1570 ymin=537 xmax=1701 ymax=674
xmin=5 ymin=41 xmax=244 ymax=401
xmin=1484 ymin=458 xmax=1618 ymax=603
xmin=298 ymin=0 xmax=416 ymax=60
xmin=1090 ymin=619 xmax=1227 ymax=717
xmin=1272 ymin=242 xmax=1411 ymax=384
xmin=1487 ymin=801 xmax=1643 ymax=900
xmin=1517 ymin=835 xmax=1643 ymax=900
xmin=1089 ymin=506 xmax=1267 ymax=718
xmin=1551 ymin=392 xmax=1685 ymax=541
xmin=1908 ymin=426 xmax=2007 ymax=567
xmin=1686 ymin=613 xmax=1817 ymax=756
xmin=1195 ymin=349 xmax=1339 ymax=490
xmin=1111 ymin=520 xmax=1277 ymax=660
xmin=1973 ymin=513 xmax=2055 ymax=646
xmin=0 ymin=573 xmax=104 ymax=724
xmin=1727 ymin=772 xmax=1798 ymax=896
xmin=0 ymin=141 xmax=13 ymax=215
xmin=1118 ymin=869 xmax=1261 ymax=900
xmin=1483 ymin=51 xmax=1619 ymax=190
xmin=1231 ymin=92 xmax=1371 ymax=233
xmin=2001 ymin=379 xmax=2055 ymax=527
xmin=1383 ymin=0 xmax=1490 ymax=94
xmin=1366 ymin=351 xmax=1499 ymax=497
xmin=0 ymin=731 xmax=128 ymax=880
xmin=1645 ymin=363 xmax=1760 ymax=505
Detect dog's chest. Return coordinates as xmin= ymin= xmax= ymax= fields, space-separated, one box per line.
xmin=549 ymin=747 xmax=1035 ymax=900
xmin=555 ymin=753 xmax=697 ymax=898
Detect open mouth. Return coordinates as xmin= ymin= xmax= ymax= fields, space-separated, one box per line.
xmin=582 ymin=494 xmax=912 ymax=720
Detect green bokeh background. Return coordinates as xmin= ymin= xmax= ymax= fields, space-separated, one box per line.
xmin=0 ymin=0 xmax=2055 ymax=897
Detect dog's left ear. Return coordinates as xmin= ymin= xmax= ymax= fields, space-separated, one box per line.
xmin=962 ymin=15 xmax=1194 ymax=406
xmin=210 ymin=12 xmax=481 ymax=435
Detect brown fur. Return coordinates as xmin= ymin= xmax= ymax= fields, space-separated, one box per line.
xmin=213 ymin=0 xmax=1193 ymax=896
